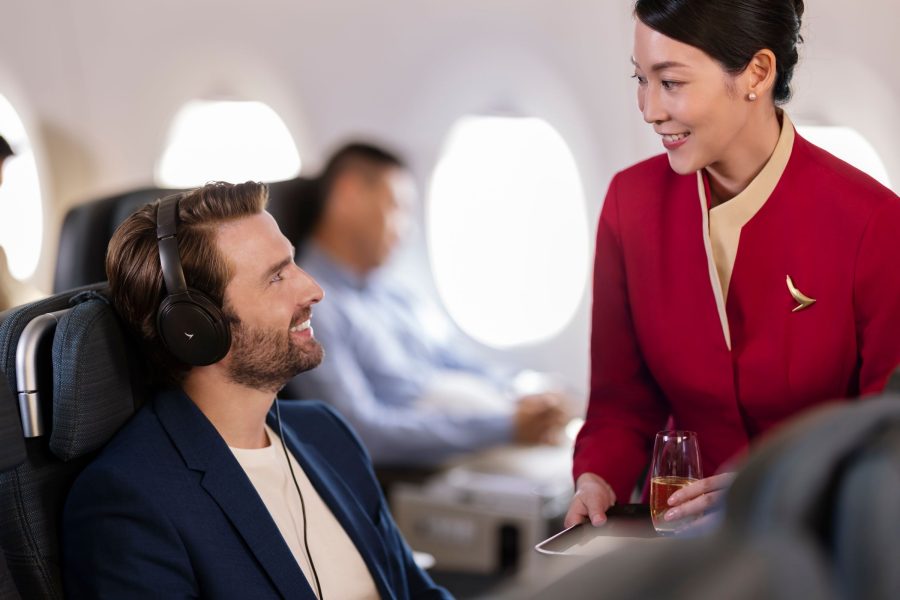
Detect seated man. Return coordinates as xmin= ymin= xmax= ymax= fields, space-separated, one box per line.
xmin=285 ymin=143 xmax=568 ymax=467
xmin=62 ymin=182 xmax=449 ymax=599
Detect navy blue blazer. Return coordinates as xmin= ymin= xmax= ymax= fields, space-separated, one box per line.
xmin=62 ymin=389 xmax=451 ymax=599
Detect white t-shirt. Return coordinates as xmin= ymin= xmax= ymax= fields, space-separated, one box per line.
xmin=230 ymin=426 xmax=379 ymax=600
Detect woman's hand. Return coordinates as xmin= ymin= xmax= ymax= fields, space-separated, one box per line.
xmin=564 ymin=472 xmax=616 ymax=528
xmin=663 ymin=472 xmax=735 ymax=527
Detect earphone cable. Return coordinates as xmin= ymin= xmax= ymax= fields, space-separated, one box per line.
xmin=275 ymin=398 xmax=324 ymax=600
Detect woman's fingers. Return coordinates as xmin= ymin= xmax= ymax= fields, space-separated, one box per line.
xmin=668 ymin=472 xmax=735 ymax=505
xmin=664 ymin=472 xmax=735 ymax=522
xmin=564 ymin=473 xmax=616 ymax=528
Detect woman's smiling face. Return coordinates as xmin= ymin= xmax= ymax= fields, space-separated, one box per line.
xmin=632 ymin=19 xmax=756 ymax=175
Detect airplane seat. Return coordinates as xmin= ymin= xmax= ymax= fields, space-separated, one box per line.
xmin=53 ymin=188 xmax=178 ymax=293
xmin=53 ymin=178 xmax=321 ymax=294
xmin=52 ymin=195 xmax=121 ymax=293
xmin=0 ymin=365 xmax=26 ymax=477
xmin=0 ymin=287 xmax=141 ymax=599
xmin=0 ymin=553 xmax=22 ymax=600
xmin=886 ymin=367 xmax=900 ymax=393
xmin=831 ymin=409 xmax=900 ymax=599
xmin=529 ymin=526 xmax=835 ymax=600
xmin=721 ymin=394 xmax=900 ymax=597
xmin=264 ymin=176 xmax=324 ymax=251
xmin=0 ymin=369 xmax=24 ymax=600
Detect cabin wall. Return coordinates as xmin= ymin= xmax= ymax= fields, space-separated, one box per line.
xmin=1 ymin=0 xmax=897 ymax=399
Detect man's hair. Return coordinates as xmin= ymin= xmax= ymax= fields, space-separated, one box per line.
xmin=0 ymin=135 xmax=14 ymax=160
xmin=106 ymin=181 xmax=268 ymax=385
xmin=319 ymin=142 xmax=405 ymax=199
xmin=301 ymin=142 xmax=406 ymax=239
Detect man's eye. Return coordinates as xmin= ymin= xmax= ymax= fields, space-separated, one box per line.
xmin=270 ymin=272 xmax=284 ymax=283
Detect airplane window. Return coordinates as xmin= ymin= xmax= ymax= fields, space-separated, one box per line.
xmin=797 ymin=125 xmax=893 ymax=190
xmin=427 ymin=116 xmax=589 ymax=348
xmin=0 ymin=94 xmax=43 ymax=280
xmin=155 ymin=100 xmax=301 ymax=187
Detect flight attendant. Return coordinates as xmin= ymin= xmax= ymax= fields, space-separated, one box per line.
xmin=566 ymin=0 xmax=900 ymax=528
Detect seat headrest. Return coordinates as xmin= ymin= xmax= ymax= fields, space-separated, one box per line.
xmin=265 ymin=177 xmax=324 ymax=248
xmin=50 ymin=293 xmax=135 ymax=461
xmin=0 ymin=287 xmax=105 ymax=470
xmin=109 ymin=188 xmax=180 ymax=234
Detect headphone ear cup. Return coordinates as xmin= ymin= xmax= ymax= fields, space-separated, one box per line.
xmin=156 ymin=290 xmax=231 ymax=366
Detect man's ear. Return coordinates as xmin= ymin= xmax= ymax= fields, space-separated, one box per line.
xmin=327 ymin=173 xmax=362 ymax=221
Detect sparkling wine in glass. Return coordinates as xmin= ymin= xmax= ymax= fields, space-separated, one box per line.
xmin=649 ymin=430 xmax=702 ymax=534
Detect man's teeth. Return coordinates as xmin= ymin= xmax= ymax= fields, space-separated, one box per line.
xmin=663 ymin=132 xmax=690 ymax=143
xmin=290 ymin=320 xmax=311 ymax=333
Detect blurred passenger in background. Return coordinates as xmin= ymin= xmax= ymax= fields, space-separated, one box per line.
xmin=0 ymin=134 xmax=12 ymax=187
xmin=285 ymin=143 xmax=569 ymax=468
xmin=0 ymin=135 xmax=15 ymax=311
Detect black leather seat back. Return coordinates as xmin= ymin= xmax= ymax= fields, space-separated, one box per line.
xmin=54 ymin=189 xmax=178 ymax=292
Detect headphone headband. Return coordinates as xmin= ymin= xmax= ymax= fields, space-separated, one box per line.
xmin=156 ymin=194 xmax=188 ymax=295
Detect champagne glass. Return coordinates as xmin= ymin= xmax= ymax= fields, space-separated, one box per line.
xmin=649 ymin=430 xmax=702 ymax=534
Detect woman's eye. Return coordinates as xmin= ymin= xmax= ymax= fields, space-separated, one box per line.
xmin=662 ymin=80 xmax=682 ymax=91
xmin=631 ymin=73 xmax=648 ymax=85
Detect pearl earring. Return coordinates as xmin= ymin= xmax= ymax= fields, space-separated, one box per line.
xmin=748 ymin=92 xmax=758 ymax=101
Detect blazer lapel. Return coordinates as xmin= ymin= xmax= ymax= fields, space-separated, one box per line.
xmin=154 ymin=390 xmax=317 ymax=600
xmin=268 ymin=412 xmax=395 ymax=599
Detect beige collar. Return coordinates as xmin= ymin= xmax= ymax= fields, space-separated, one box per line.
xmin=698 ymin=113 xmax=796 ymax=350
xmin=707 ymin=112 xmax=796 ymax=229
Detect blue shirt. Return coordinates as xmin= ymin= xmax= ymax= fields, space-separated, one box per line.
xmin=286 ymin=245 xmax=514 ymax=466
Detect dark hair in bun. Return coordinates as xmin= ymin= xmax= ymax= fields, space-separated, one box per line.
xmin=635 ymin=0 xmax=804 ymax=103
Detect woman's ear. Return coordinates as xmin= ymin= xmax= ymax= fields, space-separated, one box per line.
xmin=743 ymin=48 xmax=777 ymax=101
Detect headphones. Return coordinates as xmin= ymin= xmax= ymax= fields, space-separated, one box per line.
xmin=155 ymin=193 xmax=232 ymax=366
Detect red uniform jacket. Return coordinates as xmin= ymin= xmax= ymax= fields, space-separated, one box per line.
xmin=574 ymin=130 xmax=900 ymax=501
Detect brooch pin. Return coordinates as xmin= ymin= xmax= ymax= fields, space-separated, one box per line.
xmin=786 ymin=275 xmax=816 ymax=312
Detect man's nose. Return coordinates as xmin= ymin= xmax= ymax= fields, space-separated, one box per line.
xmin=293 ymin=264 xmax=323 ymax=305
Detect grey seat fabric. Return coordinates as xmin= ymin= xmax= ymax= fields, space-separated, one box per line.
xmin=723 ymin=395 xmax=900 ymax=535
xmin=831 ymin=419 xmax=900 ymax=600
xmin=52 ymin=177 xmax=322 ymax=292
xmin=531 ymin=396 xmax=900 ymax=600
xmin=531 ymin=530 xmax=835 ymax=600
xmin=723 ymin=395 xmax=900 ymax=599
xmin=0 ymin=368 xmax=25 ymax=480
xmin=0 ymin=369 xmax=23 ymax=600
xmin=885 ymin=366 xmax=900 ymax=393
xmin=0 ymin=288 xmax=140 ymax=599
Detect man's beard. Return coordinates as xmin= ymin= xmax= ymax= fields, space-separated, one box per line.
xmin=224 ymin=314 xmax=324 ymax=394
